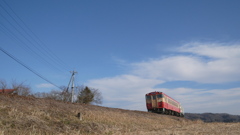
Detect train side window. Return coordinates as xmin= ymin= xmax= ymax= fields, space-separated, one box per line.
xmin=157 ymin=94 xmax=164 ymax=98
xmin=146 ymin=95 xmax=151 ymax=100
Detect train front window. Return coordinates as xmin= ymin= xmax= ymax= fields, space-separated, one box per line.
xmin=157 ymin=94 xmax=164 ymax=98
xmin=152 ymin=95 xmax=156 ymax=100
xmin=146 ymin=95 xmax=151 ymax=100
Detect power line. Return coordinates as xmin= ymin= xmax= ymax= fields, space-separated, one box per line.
xmin=3 ymin=0 xmax=70 ymax=71
xmin=0 ymin=0 xmax=71 ymax=71
xmin=0 ymin=17 xmax=63 ymax=72
xmin=0 ymin=46 xmax=61 ymax=89
xmin=0 ymin=7 xmax=64 ymax=72
xmin=1 ymin=0 xmax=70 ymax=71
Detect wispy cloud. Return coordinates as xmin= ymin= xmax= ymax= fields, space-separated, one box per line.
xmin=87 ymin=42 xmax=240 ymax=114
xmin=36 ymin=83 xmax=54 ymax=88
xmin=133 ymin=43 xmax=240 ymax=83
xmin=89 ymin=75 xmax=164 ymax=101
xmin=179 ymin=42 xmax=240 ymax=59
xmin=172 ymin=87 xmax=240 ymax=114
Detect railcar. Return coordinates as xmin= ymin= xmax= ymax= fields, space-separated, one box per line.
xmin=145 ymin=91 xmax=184 ymax=117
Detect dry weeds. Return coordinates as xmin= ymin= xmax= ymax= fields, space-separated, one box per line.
xmin=0 ymin=94 xmax=239 ymax=135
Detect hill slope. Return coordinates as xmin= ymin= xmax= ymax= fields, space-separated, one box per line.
xmin=185 ymin=113 xmax=240 ymax=122
xmin=0 ymin=94 xmax=240 ymax=135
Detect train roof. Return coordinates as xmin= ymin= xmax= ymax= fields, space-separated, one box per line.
xmin=145 ymin=91 xmax=180 ymax=104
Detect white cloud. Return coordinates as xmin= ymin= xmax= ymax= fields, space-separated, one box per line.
xmin=36 ymin=83 xmax=54 ymax=88
xmin=87 ymin=42 xmax=240 ymax=114
xmin=89 ymin=75 xmax=163 ymax=101
xmin=132 ymin=56 xmax=206 ymax=82
xmin=132 ymin=43 xmax=240 ymax=83
xmin=175 ymin=87 xmax=240 ymax=114
xmin=179 ymin=42 xmax=240 ymax=59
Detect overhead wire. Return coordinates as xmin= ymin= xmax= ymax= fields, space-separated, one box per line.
xmin=0 ymin=22 xmax=20 ymax=43
xmin=1 ymin=0 xmax=70 ymax=71
xmin=0 ymin=0 xmax=74 ymax=88
xmin=0 ymin=0 xmax=70 ymax=72
xmin=0 ymin=6 xmax=64 ymax=72
xmin=0 ymin=46 xmax=62 ymax=89
xmin=0 ymin=13 xmax=63 ymax=72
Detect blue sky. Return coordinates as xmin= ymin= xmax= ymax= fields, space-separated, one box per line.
xmin=1 ymin=0 xmax=240 ymax=114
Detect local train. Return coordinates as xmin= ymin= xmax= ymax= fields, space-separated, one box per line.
xmin=145 ymin=91 xmax=184 ymax=117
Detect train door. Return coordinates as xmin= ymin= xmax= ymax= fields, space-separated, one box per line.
xmin=165 ymin=97 xmax=168 ymax=109
xmin=151 ymin=95 xmax=158 ymax=108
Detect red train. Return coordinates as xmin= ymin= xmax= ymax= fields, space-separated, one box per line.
xmin=145 ymin=91 xmax=184 ymax=117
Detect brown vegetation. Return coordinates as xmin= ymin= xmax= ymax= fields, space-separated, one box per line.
xmin=185 ymin=113 xmax=240 ymax=122
xmin=0 ymin=94 xmax=239 ymax=135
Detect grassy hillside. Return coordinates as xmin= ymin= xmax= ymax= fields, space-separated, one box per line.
xmin=0 ymin=94 xmax=240 ymax=135
xmin=185 ymin=113 xmax=240 ymax=122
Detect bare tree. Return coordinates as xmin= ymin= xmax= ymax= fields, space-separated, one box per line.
xmin=91 ymin=88 xmax=103 ymax=104
xmin=34 ymin=86 xmax=72 ymax=102
xmin=0 ymin=79 xmax=7 ymax=89
xmin=11 ymin=80 xmax=31 ymax=96
xmin=59 ymin=86 xmax=71 ymax=102
xmin=47 ymin=90 xmax=62 ymax=100
xmin=33 ymin=92 xmax=45 ymax=98
xmin=33 ymin=85 xmax=102 ymax=104
xmin=48 ymin=86 xmax=71 ymax=102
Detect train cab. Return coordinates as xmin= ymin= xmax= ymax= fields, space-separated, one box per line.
xmin=145 ymin=92 xmax=165 ymax=113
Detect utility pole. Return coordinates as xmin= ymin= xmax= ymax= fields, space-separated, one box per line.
xmin=67 ymin=70 xmax=77 ymax=103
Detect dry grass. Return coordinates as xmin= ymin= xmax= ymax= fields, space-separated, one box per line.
xmin=0 ymin=94 xmax=239 ymax=135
